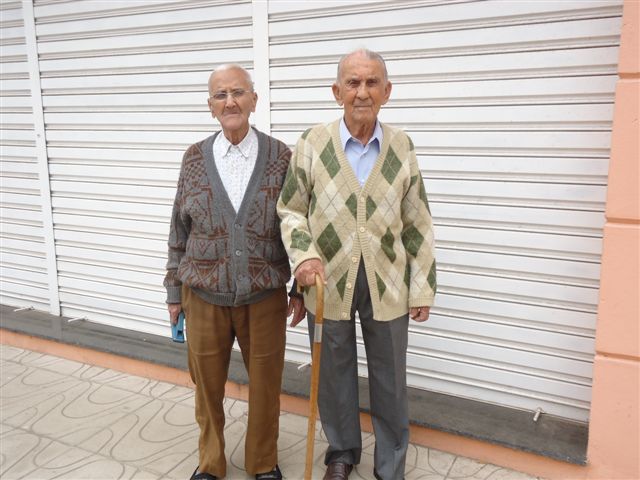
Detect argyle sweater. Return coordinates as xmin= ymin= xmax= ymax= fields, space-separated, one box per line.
xmin=164 ymin=128 xmax=292 ymax=306
xmin=277 ymin=119 xmax=436 ymax=321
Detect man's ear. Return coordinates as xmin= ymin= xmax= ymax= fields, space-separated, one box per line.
xmin=332 ymin=83 xmax=343 ymax=106
xmin=382 ymin=80 xmax=392 ymax=105
xmin=251 ymin=91 xmax=258 ymax=112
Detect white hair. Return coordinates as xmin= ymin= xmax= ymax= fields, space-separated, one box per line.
xmin=336 ymin=49 xmax=388 ymax=83
xmin=208 ymin=64 xmax=254 ymax=92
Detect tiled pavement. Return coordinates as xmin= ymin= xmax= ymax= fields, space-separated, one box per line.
xmin=0 ymin=344 xmax=541 ymax=480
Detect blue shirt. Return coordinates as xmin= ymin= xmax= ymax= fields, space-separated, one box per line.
xmin=339 ymin=118 xmax=383 ymax=187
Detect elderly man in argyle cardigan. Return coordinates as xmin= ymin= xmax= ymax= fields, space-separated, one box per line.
xmin=277 ymin=49 xmax=437 ymax=480
xmin=164 ymin=65 xmax=304 ymax=480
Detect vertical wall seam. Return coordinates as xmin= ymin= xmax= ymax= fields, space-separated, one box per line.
xmin=251 ymin=0 xmax=271 ymax=135
xmin=21 ymin=0 xmax=60 ymax=316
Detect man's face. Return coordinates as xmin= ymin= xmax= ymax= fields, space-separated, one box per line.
xmin=208 ymin=68 xmax=257 ymax=142
xmin=332 ymin=54 xmax=391 ymax=128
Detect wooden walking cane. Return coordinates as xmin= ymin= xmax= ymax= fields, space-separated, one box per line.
xmin=304 ymin=274 xmax=324 ymax=480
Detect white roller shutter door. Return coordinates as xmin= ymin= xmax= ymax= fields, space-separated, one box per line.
xmin=34 ymin=0 xmax=253 ymax=336
xmin=0 ymin=0 xmax=51 ymax=311
xmin=269 ymin=0 xmax=622 ymax=422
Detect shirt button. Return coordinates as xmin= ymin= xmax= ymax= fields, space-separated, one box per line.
xmin=235 ymin=250 xmax=242 ymax=256
xmin=359 ymin=227 xmax=365 ymax=233
xmin=346 ymin=282 xmax=352 ymax=289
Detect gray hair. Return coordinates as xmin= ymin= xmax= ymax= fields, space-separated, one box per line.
xmin=336 ymin=49 xmax=388 ymax=83
xmin=208 ymin=64 xmax=254 ymax=93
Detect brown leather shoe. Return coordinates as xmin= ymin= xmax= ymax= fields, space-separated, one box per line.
xmin=323 ymin=462 xmax=353 ymax=480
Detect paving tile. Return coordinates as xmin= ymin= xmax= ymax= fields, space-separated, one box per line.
xmin=0 ymin=422 xmax=16 ymax=436
xmin=448 ymin=456 xmax=501 ymax=479
xmin=99 ymin=398 xmax=199 ymax=475
xmin=0 ymin=345 xmax=27 ymax=362
xmin=226 ymin=397 xmax=249 ymax=422
xmin=31 ymin=383 xmax=153 ymax=441
xmin=1 ymin=377 xmax=86 ymax=430
xmin=98 ymin=373 xmax=158 ymax=396
xmin=405 ymin=469 xmax=447 ymax=480
xmin=76 ymin=364 xmax=109 ymax=381
xmin=24 ymin=353 xmax=88 ymax=377
xmin=162 ymin=454 xmax=199 ymax=480
xmin=474 ymin=467 xmax=540 ymax=480
xmin=0 ymin=429 xmax=46 ymax=477
xmin=155 ymin=385 xmax=194 ymax=405
xmin=1 ymin=365 xmax=73 ymax=407
xmin=415 ymin=447 xmax=457 ymax=476
xmin=0 ymin=361 xmax=28 ymax=387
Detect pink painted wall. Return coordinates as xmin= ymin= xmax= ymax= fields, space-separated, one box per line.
xmin=587 ymin=0 xmax=640 ymax=479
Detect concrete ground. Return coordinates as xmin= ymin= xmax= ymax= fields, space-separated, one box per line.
xmin=0 ymin=344 xmax=541 ymax=480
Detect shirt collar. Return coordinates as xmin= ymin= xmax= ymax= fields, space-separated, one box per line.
xmin=339 ymin=117 xmax=383 ymax=151
xmin=218 ymin=127 xmax=256 ymax=158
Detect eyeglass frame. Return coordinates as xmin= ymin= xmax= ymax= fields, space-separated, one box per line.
xmin=209 ymin=88 xmax=253 ymax=102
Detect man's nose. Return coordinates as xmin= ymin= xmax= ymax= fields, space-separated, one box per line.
xmin=224 ymin=94 xmax=237 ymax=107
xmin=356 ymin=83 xmax=369 ymax=97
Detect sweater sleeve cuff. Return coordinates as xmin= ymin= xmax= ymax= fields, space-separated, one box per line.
xmin=292 ymin=252 xmax=322 ymax=274
xmin=166 ymin=285 xmax=182 ymax=304
xmin=409 ymin=295 xmax=435 ymax=308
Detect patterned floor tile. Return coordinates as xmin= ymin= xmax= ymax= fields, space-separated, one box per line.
xmin=414 ymin=447 xmax=457 ymax=476
xmin=0 ymin=345 xmax=26 ymax=362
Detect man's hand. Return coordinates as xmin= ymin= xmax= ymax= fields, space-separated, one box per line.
xmin=295 ymin=258 xmax=326 ymax=287
xmin=168 ymin=303 xmax=182 ymax=325
xmin=288 ymin=296 xmax=306 ymax=327
xmin=409 ymin=306 xmax=430 ymax=322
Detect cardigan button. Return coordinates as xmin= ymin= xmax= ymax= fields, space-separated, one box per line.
xmin=346 ymin=282 xmax=352 ymax=289
xmin=235 ymin=250 xmax=242 ymax=256
xmin=359 ymin=227 xmax=365 ymax=233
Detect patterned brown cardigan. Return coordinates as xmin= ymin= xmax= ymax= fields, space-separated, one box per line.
xmin=164 ymin=128 xmax=292 ymax=306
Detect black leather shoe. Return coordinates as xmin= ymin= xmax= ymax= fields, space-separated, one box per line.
xmin=323 ymin=462 xmax=353 ymax=480
xmin=190 ymin=466 xmax=218 ymax=480
xmin=255 ymin=464 xmax=282 ymax=480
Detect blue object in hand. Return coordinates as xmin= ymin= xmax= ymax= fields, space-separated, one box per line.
xmin=172 ymin=312 xmax=185 ymax=343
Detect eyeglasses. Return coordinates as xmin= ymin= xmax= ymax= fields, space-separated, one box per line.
xmin=209 ymin=89 xmax=252 ymax=102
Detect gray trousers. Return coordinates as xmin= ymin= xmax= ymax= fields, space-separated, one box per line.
xmin=307 ymin=261 xmax=409 ymax=480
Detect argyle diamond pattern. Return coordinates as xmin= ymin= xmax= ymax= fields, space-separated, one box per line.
xmin=380 ymin=146 xmax=402 ymax=185
xmin=291 ymin=228 xmax=312 ymax=252
xmin=402 ymin=225 xmax=424 ymax=257
xmin=320 ymin=140 xmax=340 ymax=178
xmin=381 ymin=227 xmax=396 ymax=263
xmin=317 ymin=223 xmax=342 ymax=262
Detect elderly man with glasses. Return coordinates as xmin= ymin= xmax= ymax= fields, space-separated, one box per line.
xmin=164 ymin=64 xmax=304 ymax=480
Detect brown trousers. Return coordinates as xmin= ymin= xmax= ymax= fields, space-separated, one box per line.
xmin=182 ymin=286 xmax=287 ymax=477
